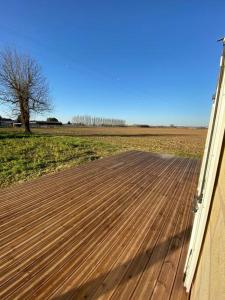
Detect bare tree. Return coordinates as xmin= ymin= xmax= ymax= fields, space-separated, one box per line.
xmin=0 ymin=48 xmax=51 ymax=133
xmin=72 ymin=115 xmax=126 ymax=127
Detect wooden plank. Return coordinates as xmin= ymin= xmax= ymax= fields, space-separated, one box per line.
xmin=169 ymin=162 xmax=200 ymax=300
xmin=50 ymin=159 xmax=186 ymax=299
xmin=89 ymin=160 xmax=189 ymax=300
xmin=150 ymin=161 xmax=199 ymax=299
xmin=0 ymin=152 xmax=167 ymax=296
xmin=111 ymin=160 xmax=196 ymax=300
xmin=0 ymin=151 xmax=200 ymax=299
xmin=2 ymin=155 xmax=175 ymax=298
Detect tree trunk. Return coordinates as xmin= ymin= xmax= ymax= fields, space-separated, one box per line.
xmin=24 ymin=119 xmax=31 ymax=134
xmin=20 ymin=98 xmax=31 ymax=134
xmin=19 ymin=96 xmax=31 ymax=134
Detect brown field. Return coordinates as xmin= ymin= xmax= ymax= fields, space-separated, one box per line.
xmin=6 ymin=125 xmax=207 ymax=137
xmin=29 ymin=126 xmax=207 ymax=158
xmin=0 ymin=126 xmax=207 ymax=187
xmin=0 ymin=126 xmax=207 ymax=159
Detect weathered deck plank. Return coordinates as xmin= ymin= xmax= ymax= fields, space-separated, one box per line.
xmin=0 ymin=151 xmax=200 ymax=299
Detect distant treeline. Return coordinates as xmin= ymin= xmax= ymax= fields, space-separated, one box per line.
xmin=72 ymin=115 xmax=126 ymax=127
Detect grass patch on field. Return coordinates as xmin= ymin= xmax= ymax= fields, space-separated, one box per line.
xmin=0 ymin=127 xmax=206 ymax=187
xmin=93 ymin=135 xmax=205 ymax=159
xmin=0 ymin=132 xmax=122 ymax=187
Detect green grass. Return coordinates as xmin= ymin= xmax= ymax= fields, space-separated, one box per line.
xmin=0 ymin=127 xmax=205 ymax=187
xmin=0 ymin=132 xmax=122 ymax=187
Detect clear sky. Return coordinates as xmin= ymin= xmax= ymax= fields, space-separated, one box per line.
xmin=0 ymin=0 xmax=224 ymax=126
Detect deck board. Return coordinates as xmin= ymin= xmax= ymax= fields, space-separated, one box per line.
xmin=0 ymin=151 xmax=200 ymax=299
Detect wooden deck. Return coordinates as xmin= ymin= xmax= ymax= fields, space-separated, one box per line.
xmin=0 ymin=151 xmax=200 ymax=300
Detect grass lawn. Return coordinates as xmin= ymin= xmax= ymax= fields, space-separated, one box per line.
xmin=0 ymin=127 xmax=206 ymax=187
xmin=0 ymin=132 xmax=122 ymax=187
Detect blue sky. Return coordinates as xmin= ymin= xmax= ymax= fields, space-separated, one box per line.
xmin=0 ymin=0 xmax=224 ymax=126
